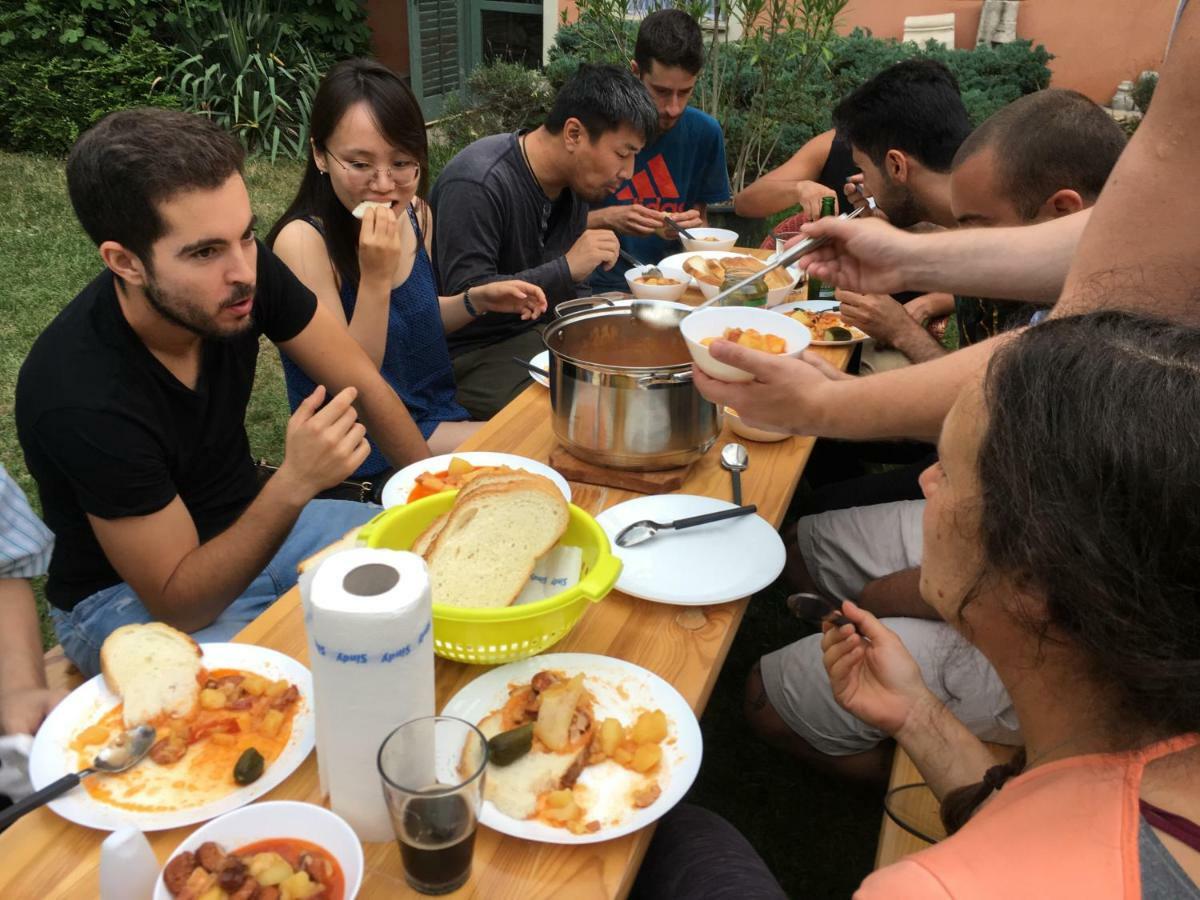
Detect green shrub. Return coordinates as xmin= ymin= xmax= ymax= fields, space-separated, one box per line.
xmin=1133 ymin=71 xmax=1158 ymax=113
xmin=0 ymin=0 xmax=369 ymax=157
xmin=168 ymin=0 xmax=329 ymax=160
xmin=0 ymin=34 xmax=180 ymax=155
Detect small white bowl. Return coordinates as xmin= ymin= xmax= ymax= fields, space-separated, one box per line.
xmin=624 ymin=265 xmax=690 ymax=300
xmin=725 ymin=407 xmax=791 ymax=443
xmin=153 ymin=801 xmax=365 ymax=899
xmin=681 ymin=306 xmax=813 ymax=383
xmin=679 ymin=227 xmax=738 ymax=252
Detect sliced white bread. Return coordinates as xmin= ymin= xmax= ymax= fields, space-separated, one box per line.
xmin=412 ymin=512 xmax=448 ymax=557
xmin=478 ymin=711 xmax=589 ymax=820
xmin=100 ymin=623 xmax=203 ymax=728
xmin=683 ymin=255 xmax=725 ymax=287
xmin=423 ymin=473 xmax=569 ymax=608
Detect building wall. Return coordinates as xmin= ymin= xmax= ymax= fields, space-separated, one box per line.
xmin=366 ymin=0 xmax=410 ymax=77
xmin=557 ymin=0 xmax=1175 ymax=103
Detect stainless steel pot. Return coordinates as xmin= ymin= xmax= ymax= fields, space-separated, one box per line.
xmin=543 ymin=299 xmax=721 ymax=471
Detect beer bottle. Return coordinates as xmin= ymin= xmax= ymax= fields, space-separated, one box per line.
xmin=806 ymin=195 xmax=838 ymax=300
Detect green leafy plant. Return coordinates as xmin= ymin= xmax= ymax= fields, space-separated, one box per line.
xmin=0 ymin=33 xmax=179 ymax=155
xmin=1132 ymin=71 xmax=1158 ymax=113
xmin=167 ymin=0 xmax=328 ymax=160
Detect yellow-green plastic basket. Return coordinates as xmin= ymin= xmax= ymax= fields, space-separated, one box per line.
xmin=356 ymin=492 xmax=622 ymax=665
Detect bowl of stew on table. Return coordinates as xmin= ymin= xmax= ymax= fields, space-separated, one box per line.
xmin=154 ymin=800 xmax=365 ymax=900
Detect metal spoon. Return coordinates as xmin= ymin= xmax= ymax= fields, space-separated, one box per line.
xmin=511 ymin=355 xmax=549 ymax=379
xmin=618 ymin=248 xmax=663 ymax=280
xmin=720 ymin=442 xmax=748 ymax=505
xmin=0 ymin=724 xmax=156 ymax=829
xmin=616 ymin=504 xmax=758 ymax=548
xmin=633 ymin=205 xmax=868 ymax=329
xmin=786 ymin=591 xmax=855 ymax=630
xmin=661 ymin=215 xmax=698 ymax=241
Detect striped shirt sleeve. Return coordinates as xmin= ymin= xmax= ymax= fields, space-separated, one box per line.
xmin=0 ymin=464 xmax=54 ymax=579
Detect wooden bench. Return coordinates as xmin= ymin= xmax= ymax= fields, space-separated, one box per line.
xmin=875 ymin=744 xmax=1015 ymax=869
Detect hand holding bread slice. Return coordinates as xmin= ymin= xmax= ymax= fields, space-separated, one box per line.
xmin=413 ymin=471 xmax=570 ymax=608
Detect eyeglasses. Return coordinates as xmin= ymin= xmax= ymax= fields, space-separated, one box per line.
xmin=324 ymin=149 xmax=420 ymax=187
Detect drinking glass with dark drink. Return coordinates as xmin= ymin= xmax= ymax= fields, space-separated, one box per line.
xmin=378 ymin=716 xmax=487 ymax=895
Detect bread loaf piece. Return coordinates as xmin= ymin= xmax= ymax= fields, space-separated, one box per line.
xmin=421 ymin=473 xmax=570 ymax=608
xmin=477 ymin=711 xmax=590 ymax=820
xmin=100 ymin=623 xmax=203 ymax=728
xmin=683 ymin=255 xmax=725 ymax=287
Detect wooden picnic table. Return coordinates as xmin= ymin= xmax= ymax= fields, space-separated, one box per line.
xmin=0 ymin=282 xmax=848 ymax=900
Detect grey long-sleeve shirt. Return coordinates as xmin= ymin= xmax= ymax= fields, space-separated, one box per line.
xmin=429 ymin=132 xmax=589 ymax=356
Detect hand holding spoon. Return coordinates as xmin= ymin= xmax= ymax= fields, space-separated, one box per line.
xmin=0 ymin=724 xmax=156 ymax=829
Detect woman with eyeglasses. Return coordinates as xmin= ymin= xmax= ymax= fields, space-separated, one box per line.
xmin=269 ymin=59 xmax=546 ymax=476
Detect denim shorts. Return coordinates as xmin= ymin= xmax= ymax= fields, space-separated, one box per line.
xmin=51 ymin=499 xmax=379 ymax=677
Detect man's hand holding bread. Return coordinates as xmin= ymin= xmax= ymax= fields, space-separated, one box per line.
xmin=274 ymin=385 xmax=371 ymax=499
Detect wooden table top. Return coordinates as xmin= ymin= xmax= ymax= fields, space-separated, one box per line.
xmin=1 ymin=329 xmax=847 ymax=900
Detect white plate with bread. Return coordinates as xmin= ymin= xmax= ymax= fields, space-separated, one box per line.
xmin=380 ymin=452 xmax=571 ymax=509
xmin=28 ymin=637 xmax=315 ymax=831
xmin=440 ymin=653 xmax=701 ymax=844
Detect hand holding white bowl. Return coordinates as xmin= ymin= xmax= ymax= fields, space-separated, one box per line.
xmin=680 ymin=306 xmax=812 ymax=383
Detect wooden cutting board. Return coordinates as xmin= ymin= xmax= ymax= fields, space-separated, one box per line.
xmin=549 ymin=447 xmax=691 ymax=494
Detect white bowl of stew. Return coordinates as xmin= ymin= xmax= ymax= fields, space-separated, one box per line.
xmin=154 ymin=800 xmax=364 ymax=899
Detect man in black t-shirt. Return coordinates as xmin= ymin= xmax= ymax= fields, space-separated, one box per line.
xmin=15 ymin=109 xmax=431 ymax=677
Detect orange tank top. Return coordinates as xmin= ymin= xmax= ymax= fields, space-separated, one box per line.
xmin=856 ymin=734 xmax=1200 ymax=899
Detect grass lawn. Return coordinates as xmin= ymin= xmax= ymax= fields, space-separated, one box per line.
xmin=0 ymin=150 xmax=304 ymax=643
xmin=1 ymin=149 xmax=883 ymax=893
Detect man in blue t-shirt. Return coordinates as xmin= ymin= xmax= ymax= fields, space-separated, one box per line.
xmin=588 ymin=9 xmax=732 ymax=291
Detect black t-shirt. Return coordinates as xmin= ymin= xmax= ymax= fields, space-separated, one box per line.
xmin=429 ymin=132 xmax=590 ymax=357
xmin=15 ymin=242 xmax=317 ymax=612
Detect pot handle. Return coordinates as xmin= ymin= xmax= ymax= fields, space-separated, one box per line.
xmin=554 ymin=296 xmax=618 ymax=317
xmin=636 ymin=370 xmax=695 ymax=388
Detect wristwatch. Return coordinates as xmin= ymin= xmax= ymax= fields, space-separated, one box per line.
xmin=463 ymin=287 xmax=484 ymax=318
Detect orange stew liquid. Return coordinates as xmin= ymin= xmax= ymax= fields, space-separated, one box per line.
xmin=234 ymin=838 xmax=345 ymax=900
xmin=407 ymin=470 xmax=449 ymax=503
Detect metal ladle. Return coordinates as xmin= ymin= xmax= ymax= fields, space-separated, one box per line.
xmin=0 ymin=723 xmax=157 ymax=829
xmin=632 ymin=205 xmax=868 ymax=329
xmin=720 ymin=442 xmax=748 ymax=505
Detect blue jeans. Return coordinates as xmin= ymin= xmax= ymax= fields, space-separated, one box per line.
xmin=51 ymin=499 xmax=380 ymax=678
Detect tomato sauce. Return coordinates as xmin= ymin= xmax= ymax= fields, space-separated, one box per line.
xmin=72 ymin=667 xmax=299 ymax=812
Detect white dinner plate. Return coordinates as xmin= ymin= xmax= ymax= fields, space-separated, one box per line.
xmin=772 ymin=300 xmax=870 ymax=346
xmin=29 ymin=643 xmax=315 ymax=832
xmin=595 ymin=495 xmax=786 ymax=606
xmin=380 ymin=451 xmax=572 ymax=508
xmin=529 ymin=350 xmax=551 ymax=388
xmin=440 ymin=653 xmax=702 ymax=845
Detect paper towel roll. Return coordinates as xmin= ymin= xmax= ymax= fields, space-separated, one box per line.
xmin=305 ymin=547 xmax=435 ymax=842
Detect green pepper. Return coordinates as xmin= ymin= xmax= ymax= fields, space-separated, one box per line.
xmin=233 ymin=747 xmax=265 ymax=785
xmin=822 ymin=326 xmax=853 ymax=342
xmin=487 ymin=723 xmax=534 ymax=767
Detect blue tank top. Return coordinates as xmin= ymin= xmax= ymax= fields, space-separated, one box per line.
xmin=280 ymin=205 xmax=468 ymax=477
